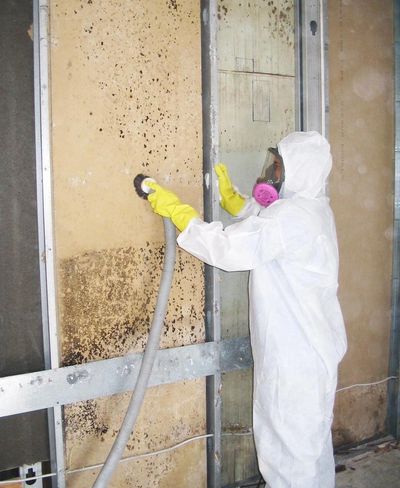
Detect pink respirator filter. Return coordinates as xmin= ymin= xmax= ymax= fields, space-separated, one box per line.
xmin=252 ymin=182 xmax=279 ymax=207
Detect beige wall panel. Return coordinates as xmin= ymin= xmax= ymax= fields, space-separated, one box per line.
xmin=65 ymin=380 xmax=206 ymax=487
xmin=328 ymin=0 xmax=394 ymax=445
xmin=67 ymin=443 xmax=205 ymax=488
xmin=49 ymin=0 xmax=205 ymax=484
xmin=50 ymin=0 xmax=203 ymax=258
xmin=67 ymin=442 xmax=205 ymax=488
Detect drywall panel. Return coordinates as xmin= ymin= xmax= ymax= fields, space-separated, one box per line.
xmin=328 ymin=0 xmax=394 ymax=445
xmin=49 ymin=1 xmax=205 ymax=486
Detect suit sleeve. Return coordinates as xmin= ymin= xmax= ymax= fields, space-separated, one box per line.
xmin=177 ymin=215 xmax=283 ymax=272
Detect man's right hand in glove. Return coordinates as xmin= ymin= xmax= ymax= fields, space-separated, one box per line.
xmin=146 ymin=181 xmax=199 ymax=233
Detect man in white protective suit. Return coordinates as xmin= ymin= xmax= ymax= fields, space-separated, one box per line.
xmin=145 ymin=131 xmax=347 ymax=488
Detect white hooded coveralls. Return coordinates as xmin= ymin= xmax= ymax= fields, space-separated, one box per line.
xmin=177 ymin=131 xmax=347 ymax=488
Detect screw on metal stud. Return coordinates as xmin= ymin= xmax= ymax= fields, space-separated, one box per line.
xmin=310 ymin=20 xmax=318 ymax=36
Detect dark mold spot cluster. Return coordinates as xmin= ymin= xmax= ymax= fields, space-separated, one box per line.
xmin=53 ymin=0 xmax=202 ymax=185
xmin=60 ymin=245 xmax=204 ymax=367
xmin=167 ymin=0 xmax=178 ymax=11
xmin=65 ymin=399 xmax=109 ymax=441
xmin=55 ymin=0 xmax=201 ymax=183
xmin=266 ymin=0 xmax=294 ymax=43
xmin=217 ymin=1 xmax=228 ymax=20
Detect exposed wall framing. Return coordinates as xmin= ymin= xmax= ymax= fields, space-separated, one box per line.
xmin=4 ymin=2 xmax=389 ymax=488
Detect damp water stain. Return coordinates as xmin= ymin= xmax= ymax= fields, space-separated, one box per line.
xmin=333 ymin=383 xmax=387 ymax=447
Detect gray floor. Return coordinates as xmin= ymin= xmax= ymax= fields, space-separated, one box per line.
xmin=336 ymin=441 xmax=400 ymax=488
xmin=227 ymin=440 xmax=400 ymax=488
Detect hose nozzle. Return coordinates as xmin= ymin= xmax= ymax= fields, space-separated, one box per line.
xmin=133 ymin=174 xmax=155 ymax=199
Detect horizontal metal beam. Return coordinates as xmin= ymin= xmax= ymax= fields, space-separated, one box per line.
xmin=0 ymin=337 xmax=252 ymax=418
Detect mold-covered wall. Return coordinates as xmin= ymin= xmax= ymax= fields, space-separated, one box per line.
xmin=49 ymin=1 xmax=206 ymax=486
xmin=328 ymin=0 xmax=394 ymax=445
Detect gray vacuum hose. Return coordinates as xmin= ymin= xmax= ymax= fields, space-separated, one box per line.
xmin=93 ymin=217 xmax=176 ymax=487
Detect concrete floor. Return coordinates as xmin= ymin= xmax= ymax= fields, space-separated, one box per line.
xmin=335 ymin=441 xmax=400 ymax=488
xmin=229 ymin=441 xmax=400 ymax=487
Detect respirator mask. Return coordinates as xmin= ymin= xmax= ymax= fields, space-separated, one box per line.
xmin=252 ymin=147 xmax=285 ymax=207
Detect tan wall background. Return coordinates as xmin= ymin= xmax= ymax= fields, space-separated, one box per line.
xmin=328 ymin=0 xmax=394 ymax=445
xmin=49 ymin=1 xmax=206 ymax=486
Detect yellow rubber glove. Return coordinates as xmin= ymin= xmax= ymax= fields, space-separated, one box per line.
xmin=214 ymin=163 xmax=246 ymax=216
xmin=146 ymin=182 xmax=199 ymax=232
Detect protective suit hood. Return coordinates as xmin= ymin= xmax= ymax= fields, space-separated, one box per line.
xmin=278 ymin=131 xmax=332 ymax=199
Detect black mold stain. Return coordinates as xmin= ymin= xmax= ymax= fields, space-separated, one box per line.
xmin=60 ymin=245 xmax=204 ymax=367
xmin=57 ymin=0 xmax=202 ymax=185
xmin=65 ymin=383 xmax=206 ymax=452
xmin=218 ymin=1 xmax=228 ymax=20
xmin=266 ymin=0 xmax=294 ymax=43
xmin=65 ymin=399 xmax=109 ymax=441
xmin=217 ymin=0 xmax=294 ymax=43
xmin=167 ymin=0 xmax=178 ymax=11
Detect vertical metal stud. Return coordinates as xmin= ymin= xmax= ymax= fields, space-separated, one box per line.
xmin=295 ymin=0 xmax=302 ymax=132
xmin=388 ymin=0 xmax=400 ymax=440
xmin=33 ymin=1 xmax=65 ymax=486
xmin=298 ymin=0 xmax=327 ymax=134
xmin=201 ymin=1 xmax=222 ymax=487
